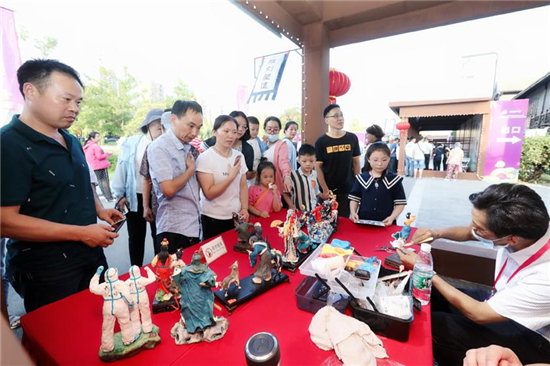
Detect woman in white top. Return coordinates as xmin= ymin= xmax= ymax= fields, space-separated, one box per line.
xmin=196 ymin=115 xmax=249 ymax=240
xmin=445 ymin=142 xmax=464 ymax=181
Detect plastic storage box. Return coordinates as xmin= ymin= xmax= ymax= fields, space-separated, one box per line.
xmin=349 ymin=267 xmax=414 ymax=342
xmin=299 ymin=244 xmax=381 ymax=299
xmin=294 ymin=276 xmax=349 ymax=314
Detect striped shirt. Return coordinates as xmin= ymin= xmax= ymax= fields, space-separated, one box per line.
xmin=348 ymin=172 xmax=406 ymax=221
xmin=289 ymin=168 xmax=320 ymax=211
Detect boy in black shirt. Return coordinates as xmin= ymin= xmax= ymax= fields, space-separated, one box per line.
xmin=315 ymin=104 xmax=361 ymax=218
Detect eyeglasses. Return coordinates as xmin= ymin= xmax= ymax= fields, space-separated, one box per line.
xmin=326 ymin=113 xmax=344 ymax=119
xmin=265 ymin=127 xmax=280 ymax=133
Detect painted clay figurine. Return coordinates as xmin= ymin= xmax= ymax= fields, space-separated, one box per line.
xmin=233 ymin=212 xmax=255 ymax=252
xmin=151 ymin=239 xmax=176 ymax=302
xmin=400 ymin=213 xmax=417 ymax=241
xmin=171 ymin=253 xmax=228 ymax=344
xmin=219 ymin=260 xmax=241 ymax=297
xmin=171 ymin=248 xmax=186 ymax=273
xmin=248 ymin=236 xmax=274 ymax=284
xmin=89 ymin=266 xmax=135 ymax=353
xmin=126 ymin=266 xmax=156 ymax=337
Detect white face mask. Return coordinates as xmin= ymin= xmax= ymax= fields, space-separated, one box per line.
xmin=267 ymin=133 xmax=279 ymax=143
xmin=471 ymin=228 xmax=509 ymax=247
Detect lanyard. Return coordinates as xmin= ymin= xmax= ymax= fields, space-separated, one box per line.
xmin=492 ymin=238 xmax=550 ymax=295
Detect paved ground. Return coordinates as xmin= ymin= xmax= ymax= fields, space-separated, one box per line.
xmin=6 ymin=177 xmax=550 ymax=339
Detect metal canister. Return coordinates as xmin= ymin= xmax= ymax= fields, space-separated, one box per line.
xmin=245 ymin=332 xmax=280 ymax=366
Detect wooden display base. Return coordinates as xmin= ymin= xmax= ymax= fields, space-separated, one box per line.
xmin=152 ymin=297 xmax=179 ymax=314
xmin=282 ymin=249 xmax=314 ymax=273
xmin=233 ymin=242 xmax=252 ymax=254
xmin=214 ymin=270 xmax=290 ymax=314
xmin=99 ymin=325 xmax=161 ymax=362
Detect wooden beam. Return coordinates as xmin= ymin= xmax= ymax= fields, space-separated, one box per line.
xmin=329 ymin=1 xmax=550 ymax=48
xmin=232 ymin=0 xmax=303 ymax=46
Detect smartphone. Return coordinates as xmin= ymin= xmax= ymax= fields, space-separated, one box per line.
xmin=112 ymin=218 xmax=127 ymax=233
xmin=234 ymin=155 xmax=241 ymax=166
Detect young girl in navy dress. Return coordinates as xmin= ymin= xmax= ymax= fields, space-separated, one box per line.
xmin=349 ymin=143 xmax=407 ymax=226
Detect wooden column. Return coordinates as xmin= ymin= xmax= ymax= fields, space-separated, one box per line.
xmin=301 ymin=22 xmax=330 ymax=144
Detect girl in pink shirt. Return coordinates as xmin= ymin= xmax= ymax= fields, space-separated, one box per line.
xmin=248 ymin=161 xmax=282 ymax=218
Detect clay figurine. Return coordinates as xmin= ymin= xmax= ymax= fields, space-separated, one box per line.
xmin=219 ymin=260 xmax=241 ymax=298
xmin=171 ymin=248 xmax=186 ymax=273
xmin=151 ymin=239 xmax=180 ymax=313
xmin=399 ymin=213 xmax=417 ymax=241
xmin=171 ymin=253 xmax=228 ymax=344
xmin=126 ymin=266 xmax=157 ymax=337
xmin=233 ymin=212 xmax=255 ymax=253
xmin=89 ymin=267 xmax=160 ymax=361
xmin=248 ymin=236 xmax=274 ymax=284
xmin=390 ymin=212 xmax=417 ymax=248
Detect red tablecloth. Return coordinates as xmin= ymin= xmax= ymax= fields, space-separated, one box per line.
xmin=21 ymin=213 xmax=432 ymax=366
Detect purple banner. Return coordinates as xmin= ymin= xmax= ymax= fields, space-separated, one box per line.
xmin=483 ymin=99 xmax=529 ymax=182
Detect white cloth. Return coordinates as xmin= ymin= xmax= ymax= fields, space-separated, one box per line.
xmin=134 ymin=134 xmax=151 ymax=194
xmin=309 ymin=306 xmax=388 ymax=366
xmin=487 ymin=225 xmax=550 ymax=342
xmin=196 ymin=147 xmax=248 ymax=220
xmin=88 ymin=163 xmax=98 ymax=186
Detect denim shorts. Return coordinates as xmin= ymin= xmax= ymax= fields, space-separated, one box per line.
xmin=413 ymin=159 xmax=425 ymax=170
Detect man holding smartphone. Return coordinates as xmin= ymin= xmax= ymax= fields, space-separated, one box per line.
xmin=148 ymin=101 xmax=203 ymax=253
xmin=1 ymin=60 xmax=123 ymax=313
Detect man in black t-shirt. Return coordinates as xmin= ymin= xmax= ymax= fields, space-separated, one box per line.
xmin=0 ymin=60 xmax=123 ymax=312
xmin=315 ymin=104 xmax=361 ymax=218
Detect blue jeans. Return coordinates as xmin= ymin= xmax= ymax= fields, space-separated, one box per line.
xmin=405 ymin=156 xmax=414 ymax=176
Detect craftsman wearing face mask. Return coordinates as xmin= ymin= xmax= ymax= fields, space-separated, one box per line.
xmin=398 ymin=183 xmax=550 ymax=366
xmin=261 ymin=116 xmax=293 ymax=207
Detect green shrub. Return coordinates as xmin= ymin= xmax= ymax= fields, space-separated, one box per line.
xmin=519 ymin=136 xmax=550 ymax=183
xmin=107 ymin=152 xmax=118 ymax=176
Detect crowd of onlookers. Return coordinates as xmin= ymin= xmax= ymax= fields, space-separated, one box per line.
xmin=1 ymin=60 xmax=549 ymax=366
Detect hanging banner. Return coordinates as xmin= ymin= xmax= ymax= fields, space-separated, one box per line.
xmin=1 ymin=7 xmax=24 ymax=126
xmin=483 ymin=99 xmax=529 ymax=183
xmin=248 ymin=52 xmax=288 ymax=103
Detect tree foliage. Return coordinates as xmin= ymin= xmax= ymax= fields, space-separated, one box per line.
xmin=72 ymin=67 xmax=138 ymax=137
xmin=519 ymin=135 xmax=550 ymax=183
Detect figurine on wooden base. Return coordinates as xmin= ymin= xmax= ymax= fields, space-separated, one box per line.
xmin=171 ymin=253 xmax=228 ymax=345
xmin=151 ymin=239 xmax=179 ymax=313
xmin=90 ymin=267 xmax=161 ymax=361
xmin=233 ymin=212 xmax=255 ymax=253
xmin=219 ymin=260 xmax=241 ymax=298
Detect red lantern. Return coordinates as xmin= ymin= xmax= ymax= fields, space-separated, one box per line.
xmin=396 ymin=120 xmax=410 ymax=131
xmin=329 ymin=69 xmax=351 ymax=104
